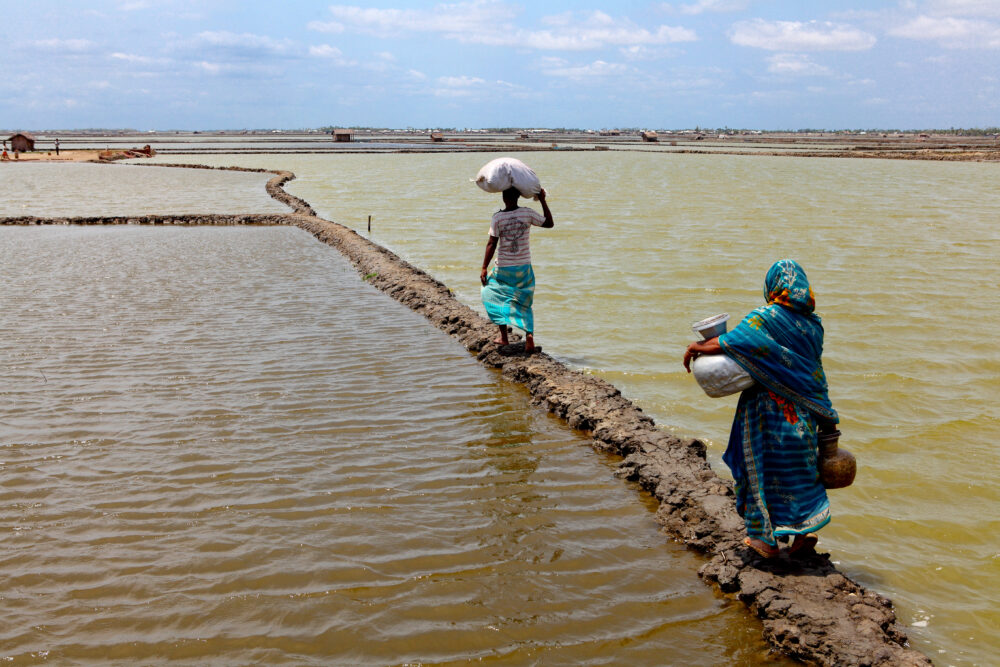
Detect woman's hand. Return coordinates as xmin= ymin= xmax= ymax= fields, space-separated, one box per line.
xmin=480 ymin=267 xmax=489 ymax=286
xmin=683 ymin=337 xmax=722 ymax=372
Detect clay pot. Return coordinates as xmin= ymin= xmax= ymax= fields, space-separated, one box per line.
xmin=817 ymin=429 xmax=856 ymax=489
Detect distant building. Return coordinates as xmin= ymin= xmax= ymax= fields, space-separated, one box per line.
xmin=599 ymin=129 xmax=621 ymax=136
xmin=332 ymin=129 xmax=353 ymax=142
xmin=641 ymin=131 xmax=658 ymax=142
xmin=430 ymin=131 xmax=444 ymax=142
xmin=7 ymin=133 xmax=35 ymax=152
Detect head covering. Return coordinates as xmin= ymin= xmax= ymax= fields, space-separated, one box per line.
xmin=764 ymin=259 xmax=815 ymax=314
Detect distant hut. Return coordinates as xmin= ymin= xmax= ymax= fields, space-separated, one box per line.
xmin=599 ymin=129 xmax=621 ymax=136
xmin=430 ymin=131 xmax=444 ymax=142
xmin=8 ymin=133 xmax=35 ymax=152
xmin=641 ymin=130 xmax=658 ymax=142
xmin=332 ymin=129 xmax=353 ymax=143
xmin=518 ymin=132 xmax=529 ymax=140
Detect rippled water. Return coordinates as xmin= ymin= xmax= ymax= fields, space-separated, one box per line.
xmin=0 ymin=162 xmax=289 ymax=217
xmin=0 ymin=226 xmax=786 ymax=665
xmin=137 ymin=151 xmax=1000 ymax=666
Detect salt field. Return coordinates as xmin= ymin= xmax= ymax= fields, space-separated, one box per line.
xmin=4 ymin=153 xmax=999 ymax=664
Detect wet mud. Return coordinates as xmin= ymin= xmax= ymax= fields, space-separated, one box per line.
xmin=2 ymin=164 xmax=933 ymax=666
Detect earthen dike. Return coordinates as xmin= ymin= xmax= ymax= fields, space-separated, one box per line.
xmin=3 ymin=162 xmax=933 ymax=667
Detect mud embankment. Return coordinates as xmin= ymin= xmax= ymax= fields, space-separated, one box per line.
xmin=291 ymin=213 xmax=932 ymax=667
xmin=1 ymin=164 xmax=933 ymax=666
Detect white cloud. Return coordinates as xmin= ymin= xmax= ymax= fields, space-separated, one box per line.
xmin=438 ymin=75 xmax=486 ymax=87
xmin=677 ymin=0 xmax=749 ymax=15
xmin=889 ymin=15 xmax=1000 ymax=48
xmin=729 ymin=19 xmax=876 ymax=51
xmin=110 ymin=52 xmax=167 ymax=64
xmin=766 ymin=53 xmax=832 ymax=76
xmin=196 ymin=61 xmax=223 ymax=74
xmin=309 ymin=44 xmax=343 ymax=58
xmin=307 ymin=20 xmax=346 ymax=34
xmin=542 ymin=59 xmax=629 ymax=80
xmin=433 ymin=75 xmax=489 ymax=97
xmin=195 ymin=31 xmax=297 ymax=56
xmin=924 ymin=0 xmax=1000 ymax=19
xmin=310 ymin=2 xmax=696 ymax=50
xmin=29 ymin=38 xmax=100 ymax=54
xmin=619 ymin=44 xmax=679 ymax=60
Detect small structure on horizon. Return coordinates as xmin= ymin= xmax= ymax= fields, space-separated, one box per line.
xmin=430 ymin=131 xmax=444 ymax=142
xmin=599 ymin=129 xmax=621 ymax=136
xmin=7 ymin=133 xmax=35 ymax=152
xmin=641 ymin=130 xmax=658 ymax=142
xmin=332 ymin=129 xmax=353 ymax=142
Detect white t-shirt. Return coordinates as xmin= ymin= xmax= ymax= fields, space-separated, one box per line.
xmin=489 ymin=207 xmax=545 ymax=267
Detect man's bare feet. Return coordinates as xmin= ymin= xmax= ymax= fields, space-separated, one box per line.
xmin=524 ymin=333 xmax=535 ymax=353
xmin=493 ymin=325 xmax=509 ymax=346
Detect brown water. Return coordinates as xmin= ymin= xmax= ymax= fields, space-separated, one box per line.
xmin=137 ymin=151 xmax=1000 ymax=666
xmin=0 ymin=225 xmax=787 ymax=665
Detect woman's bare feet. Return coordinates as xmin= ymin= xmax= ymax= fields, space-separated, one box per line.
xmin=524 ymin=333 xmax=535 ymax=353
xmin=788 ymin=533 xmax=818 ymax=556
xmin=744 ymin=536 xmax=779 ymax=558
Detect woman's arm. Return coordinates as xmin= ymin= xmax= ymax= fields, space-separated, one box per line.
xmin=683 ymin=336 xmax=722 ymax=372
xmin=537 ymin=188 xmax=554 ymax=228
xmin=480 ymin=235 xmax=498 ymax=286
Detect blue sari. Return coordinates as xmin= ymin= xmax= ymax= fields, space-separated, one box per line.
xmin=718 ymin=260 xmax=838 ymax=546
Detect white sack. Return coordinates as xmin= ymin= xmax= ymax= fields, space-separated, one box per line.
xmin=473 ymin=157 xmax=541 ymax=199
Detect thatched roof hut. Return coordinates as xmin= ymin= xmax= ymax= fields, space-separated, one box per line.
xmin=7 ymin=133 xmax=35 ymax=151
xmin=641 ymin=130 xmax=658 ymax=142
xmin=430 ymin=131 xmax=444 ymax=142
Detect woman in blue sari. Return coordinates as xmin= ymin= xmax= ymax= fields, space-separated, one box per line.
xmin=683 ymin=260 xmax=838 ymax=558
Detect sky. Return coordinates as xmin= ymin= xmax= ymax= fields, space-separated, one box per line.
xmin=1 ymin=0 xmax=998 ymax=131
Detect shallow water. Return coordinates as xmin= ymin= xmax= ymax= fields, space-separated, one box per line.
xmin=8 ymin=152 xmax=999 ymax=664
xmin=0 ymin=226 xmax=788 ymax=665
xmin=0 ymin=162 xmax=289 ymax=217
xmin=137 ymin=151 xmax=1000 ymax=666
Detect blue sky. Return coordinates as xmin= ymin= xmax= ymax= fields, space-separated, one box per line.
xmin=2 ymin=0 xmax=998 ymax=130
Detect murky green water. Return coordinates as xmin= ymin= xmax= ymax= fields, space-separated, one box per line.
xmin=139 ymin=151 xmax=998 ymax=666
xmin=6 ymin=152 xmax=998 ymax=664
xmin=0 ymin=224 xmax=788 ymax=665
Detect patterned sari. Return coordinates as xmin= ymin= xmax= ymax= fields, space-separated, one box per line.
xmin=718 ymin=260 xmax=838 ymax=546
xmin=482 ymin=264 xmax=535 ymax=334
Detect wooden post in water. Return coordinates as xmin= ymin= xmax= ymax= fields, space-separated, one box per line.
xmin=368 ymin=215 xmax=371 ymax=233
